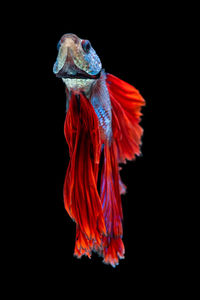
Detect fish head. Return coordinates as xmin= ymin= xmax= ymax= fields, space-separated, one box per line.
xmin=53 ymin=34 xmax=102 ymax=92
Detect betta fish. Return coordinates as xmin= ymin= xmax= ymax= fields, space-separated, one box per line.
xmin=53 ymin=33 xmax=145 ymax=267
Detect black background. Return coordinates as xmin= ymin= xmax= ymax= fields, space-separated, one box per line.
xmin=9 ymin=3 xmax=175 ymax=292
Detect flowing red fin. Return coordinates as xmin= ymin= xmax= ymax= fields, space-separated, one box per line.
xmin=100 ymin=141 xmax=125 ymax=266
xmin=106 ymin=73 xmax=145 ymax=163
xmin=63 ymin=93 xmax=106 ymax=257
xmin=102 ymin=236 xmax=125 ymax=267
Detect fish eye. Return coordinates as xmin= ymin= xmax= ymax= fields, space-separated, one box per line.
xmin=57 ymin=40 xmax=61 ymax=51
xmin=81 ymin=40 xmax=91 ymax=53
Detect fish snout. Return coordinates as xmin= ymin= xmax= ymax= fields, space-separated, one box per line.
xmin=53 ymin=35 xmax=79 ymax=76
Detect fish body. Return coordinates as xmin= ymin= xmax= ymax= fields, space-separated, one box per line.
xmin=53 ymin=33 xmax=145 ymax=267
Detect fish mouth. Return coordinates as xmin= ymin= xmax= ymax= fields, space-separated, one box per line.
xmin=56 ymin=69 xmax=101 ymax=80
xmin=54 ymin=47 xmax=101 ymax=80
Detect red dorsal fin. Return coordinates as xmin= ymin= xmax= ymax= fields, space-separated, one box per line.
xmin=107 ymin=73 xmax=145 ymax=163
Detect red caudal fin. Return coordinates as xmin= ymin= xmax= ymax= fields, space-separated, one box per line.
xmin=106 ymin=74 xmax=145 ymax=163
xmin=100 ymin=141 xmax=125 ymax=266
xmin=99 ymin=74 xmax=145 ymax=266
xmin=64 ymin=93 xmax=106 ymax=257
